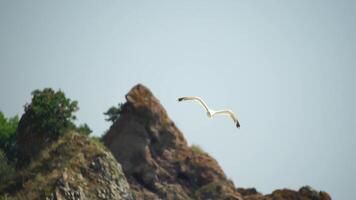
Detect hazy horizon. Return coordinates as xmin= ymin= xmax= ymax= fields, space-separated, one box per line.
xmin=1 ymin=1 xmax=355 ymax=199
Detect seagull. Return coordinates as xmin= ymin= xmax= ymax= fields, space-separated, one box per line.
xmin=178 ymin=96 xmax=240 ymax=128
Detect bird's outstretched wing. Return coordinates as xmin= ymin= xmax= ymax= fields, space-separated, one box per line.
xmin=213 ymin=109 xmax=240 ymax=128
xmin=178 ymin=96 xmax=212 ymax=114
xmin=178 ymin=96 xmax=240 ymax=129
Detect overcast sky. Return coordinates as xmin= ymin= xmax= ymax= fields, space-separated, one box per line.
xmin=1 ymin=1 xmax=355 ymax=199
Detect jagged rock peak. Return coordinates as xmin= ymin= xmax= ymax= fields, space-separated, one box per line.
xmin=125 ymin=83 xmax=158 ymax=108
xmin=103 ymin=84 xmax=243 ymax=200
xmin=124 ymin=83 xmax=179 ymax=130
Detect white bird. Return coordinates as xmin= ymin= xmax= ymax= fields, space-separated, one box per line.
xmin=178 ymin=96 xmax=240 ymax=128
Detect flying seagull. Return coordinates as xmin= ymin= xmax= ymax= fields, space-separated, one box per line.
xmin=178 ymin=96 xmax=240 ymax=128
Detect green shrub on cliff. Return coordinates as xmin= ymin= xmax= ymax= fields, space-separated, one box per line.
xmin=191 ymin=144 xmax=207 ymax=155
xmin=14 ymin=89 xmax=80 ymax=166
xmin=104 ymin=103 xmax=123 ymax=124
xmin=0 ymin=149 xmax=15 ymax=186
xmin=0 ymin=111 xmax=18 ymax=159
xmin=25 ymin=88 xmax=78 ymax=137
xmin=76 ymin=123 xmax=92 ymax=136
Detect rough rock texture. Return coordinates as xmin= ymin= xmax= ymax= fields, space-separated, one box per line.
xmin=237 ymin=186 xmax=332 ymax=200
xmin=103 ymin=84 xmax=243 ymax=199
xmin=1 ymin=132 xmax=133 ymax=200
xmin=103 ymin=84 xmax=332 ymax=200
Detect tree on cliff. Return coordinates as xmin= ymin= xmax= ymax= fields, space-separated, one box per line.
xmin=0 ymin=111 xmax=19 ymax=159
xmin=24 ymin=88 xmax=79 ymax=138
xmin=15 ymin=88 xmax=83 ymax=166
xmin=0 ymin=112 xmax=17 ymax=183
xmin=104 ymin=103 xmax=123 ymax=124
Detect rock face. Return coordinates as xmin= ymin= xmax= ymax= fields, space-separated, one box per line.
xmin=237 ymin=186 xmax=332 ymax=200
xmin=263 ymin=186 xmax=332 ymax=200
xmin=2 ymin=132 xmax=133 ymax=200
xmin=103 ymin=84 xmax=332 ymax=200
xmin=103 ymin=84 xmax=243 ymax=199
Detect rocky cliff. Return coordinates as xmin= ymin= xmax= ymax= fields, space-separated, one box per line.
xmin=1 ymin=132 xmax=133 ymax=200
xmin=1 ymin=84 xmax=332 ymax=200
xmin=103 ymin=84 xmax=332 ymax=200
xmin=103 ymin=84 xmax=243 ymax=199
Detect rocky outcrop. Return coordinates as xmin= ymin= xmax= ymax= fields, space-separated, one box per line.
xmin=2 ymin=132 xmax=133 ymax=200
xmin=103 ymin=84 xmax=244 ymax=199
xmin=237 ymin=186 xmax=331 ymax=200
xmin=265 ymin=186 xmax=331 ymax=200
xmin=103 ymin=84 xmax=332 ymax=200
xmin=2 ymin=83 xmax=331 ymax=200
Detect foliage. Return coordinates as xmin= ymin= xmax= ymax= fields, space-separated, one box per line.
xmin=104 ymin=103 xmax=123 ymax=123
xmin=191 ymin=144 xmax=206 ymax=155
xmin=0 ymin=111 xmax=19 ymax=158
xmin=0 ymin=194 xmax=9 ymax=200
xmin=76 ymin=123 xmax=92 ymax=136
xmin=90 ymin=136 xmax=107 ymax=150
xmin=25 ymin=88 xmax=78 ymax=137
xmin=0 ymin=149 xmax=15 ymax=187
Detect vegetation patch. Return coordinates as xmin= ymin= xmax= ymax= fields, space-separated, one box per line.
xmin=104 ymin=103 xmax=123 ymax=124
xmin=190 ymin=144 xmax=207 ymax=155
xmin=0 ymin=112 xmax=18 ymax=161
xmin=0 ymin=150 xmax=15 ymax=188
xmin=24 ymin=88 xmax=79 ymax=137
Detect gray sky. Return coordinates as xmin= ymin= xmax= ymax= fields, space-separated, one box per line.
xmin=1 ymin=1 xmax=355 ymax=199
